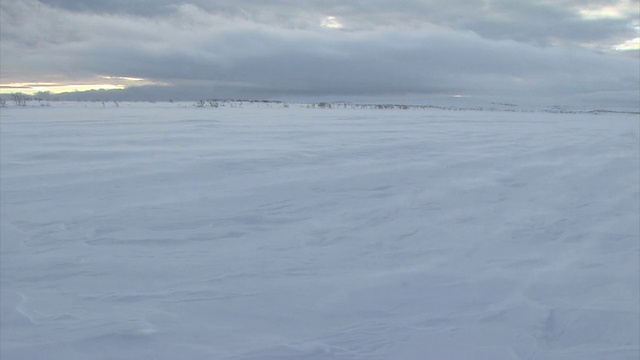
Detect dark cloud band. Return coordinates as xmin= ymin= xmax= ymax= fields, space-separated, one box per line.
xmin=1 ymin=0 xmax=638 ymax=104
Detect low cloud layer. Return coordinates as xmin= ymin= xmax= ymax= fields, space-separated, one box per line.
xmin=1 ymin=0 xmax=638 ymax=104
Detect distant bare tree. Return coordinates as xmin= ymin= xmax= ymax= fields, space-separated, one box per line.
xmin=12 ymin=93 xmax=28 ymax=106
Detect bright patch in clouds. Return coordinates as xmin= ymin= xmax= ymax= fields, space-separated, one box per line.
xmin=321 ymin=16 xmax=344 ymax=29
xmin=580 ymin=7 xmax=625 ymax=19
xmin=578 ymin=1 xmax=637 ymax=20
xmin=101 ymin=76 xmax=147 ymax=82
xmin=0 ymin=76 xmax=164 ymax=95
xmin=614 ymin=37 xmax=640 ymax=51
xmin=0 ymin=83 xmax=124 ymax=95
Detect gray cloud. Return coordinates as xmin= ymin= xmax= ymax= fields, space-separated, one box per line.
xmin=1 ymin=0 xmax=638 ymax=104
xmin=34 ymin=0 xmax=639 ymax=45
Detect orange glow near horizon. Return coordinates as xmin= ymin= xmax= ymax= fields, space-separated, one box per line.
xmin=0 ymin=83 xmax=126 ymax=95
xmin=0 ymin=76 xmax=165 ymax=95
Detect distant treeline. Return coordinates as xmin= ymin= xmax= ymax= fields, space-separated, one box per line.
xmin=0 ymin=92 xmax=54 ymax=107
xmin=1 ymin=94 xmax=638 ymax=115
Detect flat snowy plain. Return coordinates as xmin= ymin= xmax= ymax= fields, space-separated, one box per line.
xmin=1 ymin=102 xmax=639 ymax=360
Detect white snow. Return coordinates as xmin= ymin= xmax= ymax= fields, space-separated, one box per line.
xmin=1 ymin=102 xmax=639 ymax=359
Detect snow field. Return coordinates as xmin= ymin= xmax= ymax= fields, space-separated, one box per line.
xmin=1 ymin=103 xmax=639 ymax=359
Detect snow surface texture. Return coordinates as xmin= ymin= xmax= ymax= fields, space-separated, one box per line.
xmin=1 ymin=103 xmax=639 ymax=360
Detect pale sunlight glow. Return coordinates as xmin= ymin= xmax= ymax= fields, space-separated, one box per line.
xmin=614 ymin=37 xmax=640 ymax=51
xmin=321 ymin=16 xmax=344 ymax=29
xmin=0 ymin=76 xmax=165 ymax=95
xmin=580 ymin=7 xmax=625 ymax=19
xmin=0 ymin=83 xmax=124 ymax=95
xmin=101 ymin=76 xmax=146 ymax=81
xmin=578 ymin=1 xmax=636 ymax=20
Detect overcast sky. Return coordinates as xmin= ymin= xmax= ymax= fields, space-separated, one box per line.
xmin=1 ymin=0 xmax=638 ymax=104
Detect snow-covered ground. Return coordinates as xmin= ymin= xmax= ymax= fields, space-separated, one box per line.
xmin=1 ymin=103 xmax=638 ymax=360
